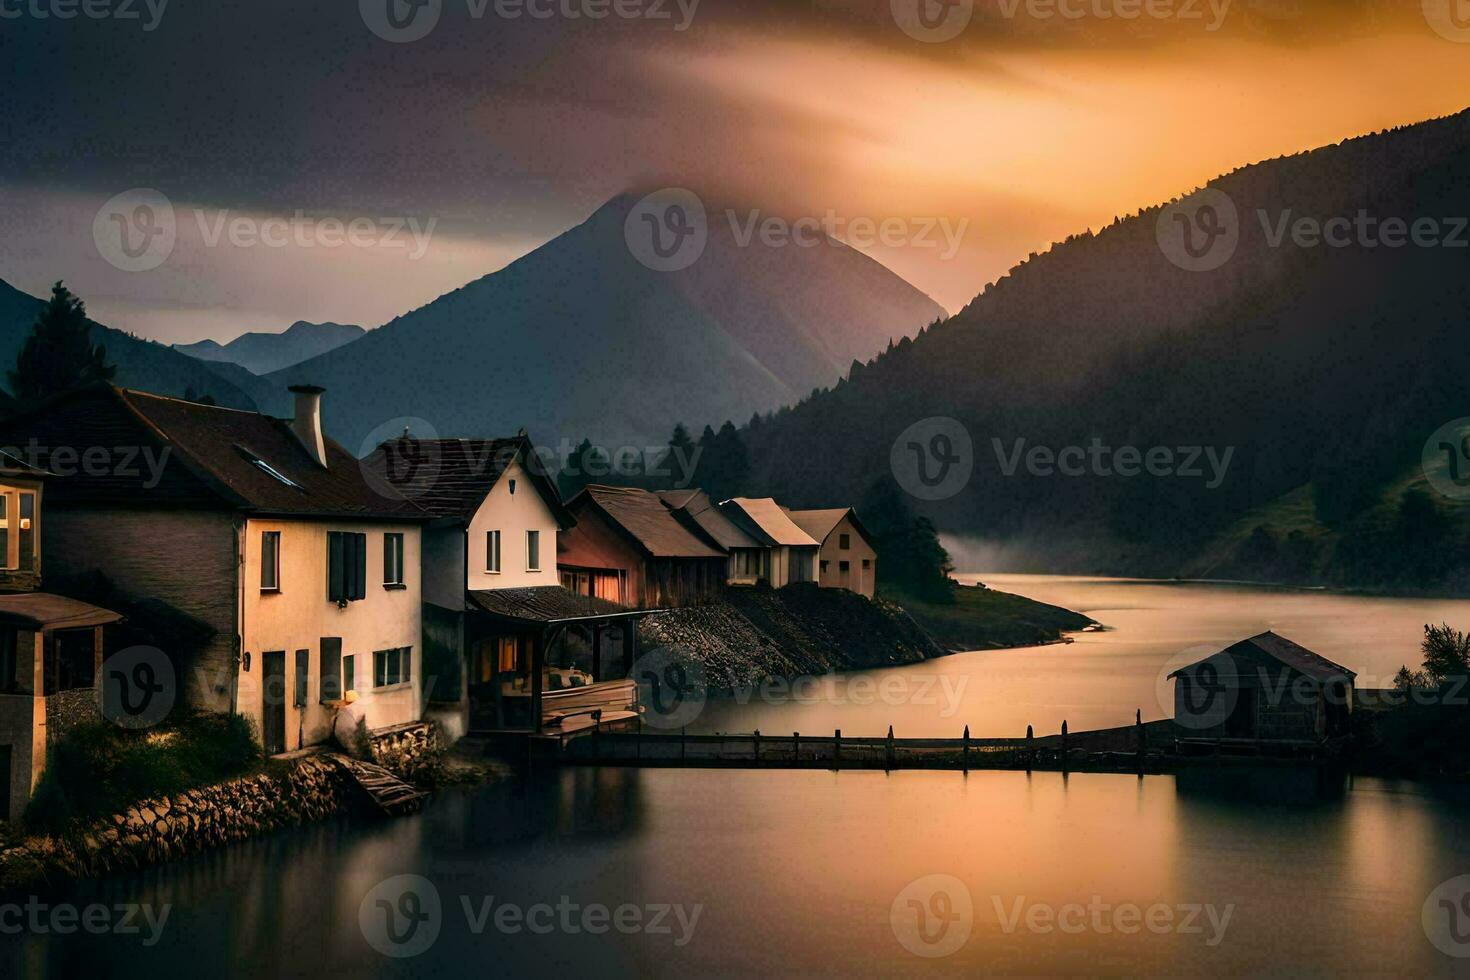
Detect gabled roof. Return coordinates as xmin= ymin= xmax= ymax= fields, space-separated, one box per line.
xmin=0 ymin=384 xmax=423 ymax=520
xmin=571 ymin=486 xmax=726 ymax=559
xmin=0 ymin=593 xmax=122 ymax=630
xmin=720 ymin=497 xmax=819 ymax=548
xmin=361 ymin=435 xmax=573 ymax=528
xmin=1169 ymin=631 xmax=1355 ymax=683
xmin=784 ymin=507 xmax=872 ymax=548
xmin=658 ymin=488 xmax=762 ymax=551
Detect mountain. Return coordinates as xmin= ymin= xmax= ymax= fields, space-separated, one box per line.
xmin=174 ymin=320 xmax=365 ymax=375
xmin=738 ymin=109 xmax=1470 ymax=592
xmin=268 ymin=194 xmax=944 ymax=453
xmin=0 ymin=279 xmax=273 ymax=411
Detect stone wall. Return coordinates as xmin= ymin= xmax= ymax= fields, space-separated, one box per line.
xmin=0 ymin=755 xmax=349 ymax=887
xmin=367 ymin=722 xmax=440 ymax=780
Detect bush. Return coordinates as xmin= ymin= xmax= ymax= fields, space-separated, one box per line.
xmin=25 ymin=711 xmax=261 ymax=835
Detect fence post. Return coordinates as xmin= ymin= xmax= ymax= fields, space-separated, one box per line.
xmin=834 ymin=729 xmax=842 ymax=770
xmin=1026 ymin=724 xmax=1034 ymax=771
xmin=754 ymin=729 xmax=761 ymax=764
xmin=1061 ymin=720 xmax=1068 ymax=758
xmin=793 ymin=731 xmax=800 ymax=764
xmin=636 ymin=714 xmax=642 ymax=762
xmin=963 ymin=725 xmax=970 ymax=774
xmin=886 ymin=725 xmax=894 ymax=772
xmin=681 ymin=725 xmax=687 ymax=763
xmin=1135 ymin=709 xmax=1145 ymax=767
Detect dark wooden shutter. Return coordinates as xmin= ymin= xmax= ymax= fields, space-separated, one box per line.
xmin=327 ymin=532 xmax=345 ymax=603
xmin=294 ymin=649 xmax=309 ymax=706
xmin=319 ymin=637 xmax=342 ymax=701
xmin=352 ymin=532 xmax=367 ymax=600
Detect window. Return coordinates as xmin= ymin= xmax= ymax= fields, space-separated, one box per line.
xmin=486 ymin=530 xmax=501 ymax=572
xmin=839 ymin=533 xmax=850 ymax=550
xmin=839 ymin=560 xmax=850 ymax=572
xmin=0 ymin=627 xmax=17 ymax=694
xmin=820 ymin=560 xmax=829 ymax=573
xmin=383 ymin=532 xmax=404 ymax=587
xmin=236 ymin=446 xmax=301 ymax=488
xmin=862 ymin=559 xmax=871 ymax=569
xmin=374 ymin=647 xmax=412 ymax=688
xmin=526 ymin=530 xmax=541 ymax=571
xmin=294 ymin=649 xmax=309 ymax=707
xmin=327 ymin=531 xmax=367 ymax=604
xmin=344 ymin=654 xmax=357 ymax=696
xmin=261 ymin=530 xmax=281 ymax=592
xmin=319 ymin=637 xmax=342 ymax=702
xmin=45 ymin=629 xmax=95 ymax=694
xmin=0 ymin=494 xmax=9 ymax=570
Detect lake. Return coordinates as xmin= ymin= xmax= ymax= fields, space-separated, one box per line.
xmin=6 ymin=576 xmax=1470 ymax=977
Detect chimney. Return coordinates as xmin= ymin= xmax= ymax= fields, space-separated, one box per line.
xmin=288 ymin=384 xmax=327 ymax=468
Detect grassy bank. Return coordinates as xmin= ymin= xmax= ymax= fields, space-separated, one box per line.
xmin=887 ymin=581 xmax=1095 ymax=651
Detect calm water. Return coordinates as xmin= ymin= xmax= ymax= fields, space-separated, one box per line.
xmin=694 ymin=574 xmax=1470 ymax=738
xmin=7 ymin=576 xmax=1470 ymax=977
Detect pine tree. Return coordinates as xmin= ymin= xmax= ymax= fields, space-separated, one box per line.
xmin=9 ymin=282 xmax=115 ymax=404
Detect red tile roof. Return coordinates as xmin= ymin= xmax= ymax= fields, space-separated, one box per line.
xmin=572 ymin=486 xmax=726 ymax=559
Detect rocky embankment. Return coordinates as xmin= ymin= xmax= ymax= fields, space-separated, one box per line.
xmin=639 ymin=583 xmax=944 ymax=690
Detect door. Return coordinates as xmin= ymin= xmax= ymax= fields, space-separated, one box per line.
xmin=0 ymin=744 xmax=11 ymax=823
xmin=262 ymin=651 xmax=287 ymax=755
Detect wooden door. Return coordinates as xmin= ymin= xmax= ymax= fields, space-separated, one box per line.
xmin=262 ymin=651 xmax=287 ymax=755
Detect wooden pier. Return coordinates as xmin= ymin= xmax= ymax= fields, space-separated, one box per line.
xmin=331 ymin=754 xmax=430 ymax=814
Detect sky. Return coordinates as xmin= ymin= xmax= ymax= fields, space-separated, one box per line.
xmin=2 ymin=0 xmax=1469 ymax=343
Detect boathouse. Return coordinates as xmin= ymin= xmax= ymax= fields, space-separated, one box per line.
xmin=1169 ymin=631 xmax=1355 ymax=742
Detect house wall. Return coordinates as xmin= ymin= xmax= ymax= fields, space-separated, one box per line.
xmin=0 ymin=631 xmax=42 ymax=822
xmin=465 ymin=457 xmax=560 ymax=591
xmin=239 ymin=518 xmax=422 ymax=752
xmin=557 ymin=505 xmax=643 ymax=606
xmin=767 ymin=545 xmax=818 ymax=589
xmin=1172 ymin=660 xmax=1346 ymax=740
xmin=422 ymin=525 xmax=466 ymax=611
xmin=42 ymin=505 xmax=238 ymax=712
xmin=815 ymin=516 xmax=877 ymax=597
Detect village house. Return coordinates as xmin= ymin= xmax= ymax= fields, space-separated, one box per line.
xmin=658 ymin=489 xmax=767 ymax=586
xmin=717 ymin=497 xmax=820 ymax=588
xmin=0 ymin=451 xmax=123 ymax=821
xmin=363 ymin=438 xmax=647 ymax=739
xmin=0 ymin=384 xmax=426 ymax=757
xmin=784 ymin=507 xmax=877 ymax=598
xmin=560 ymin=485 xmax=727 ymax=608
xmin=1169 ymin=631 xmax=1355 ymax=742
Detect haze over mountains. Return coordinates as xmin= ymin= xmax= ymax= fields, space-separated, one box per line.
xmin=741 ymin=109 xmax=1470 ymax=590
xmin=266 ymin=194 xmax=943 ymax=452
xmin=174 ymin=321 xmax=364 ymax=375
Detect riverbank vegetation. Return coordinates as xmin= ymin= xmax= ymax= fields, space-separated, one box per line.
xmin=890 ymin=581 xmax=1095 ymax=651
xmin=25 ymin=712 xmax=261 ymax=835
xmin=1354 ymin=624 xmax=1470 ymax=779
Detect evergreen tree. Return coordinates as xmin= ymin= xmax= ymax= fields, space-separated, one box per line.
xmin=1420 ymin=623 xmax=1470 ymax=685
xmin=9 ymin=282 xmax=114 ymax=404
xmin=559 ymin=438 xmax=596 ymax=499
xmin=858 ymin=477 xmax=954 ymax=602
xmin=710 ymin=420 xmax=750 ymax=499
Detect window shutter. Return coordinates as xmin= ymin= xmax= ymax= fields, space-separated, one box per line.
xmin=353 ymin=532 xmax=367 ymax=600
xmin=294 ymin=649 xmax=309 ymax=706
xmin=327 ymin=532 xmax=345 ymax=602
xmin=319 ymin=637 xmax=342 ymax=701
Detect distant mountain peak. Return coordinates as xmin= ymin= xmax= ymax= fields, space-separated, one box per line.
xmin=174 ymin=320 xmax=365 ymax=375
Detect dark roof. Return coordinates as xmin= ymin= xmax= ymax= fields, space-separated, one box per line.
xmin=659 ymin=488 xmax=761 ymax=550
xmin=466 ymin=586 xmax=643 ymax=624
xmin=1169 ymin=631 xmax=1355 ymax=682
xmin=0 ymin=592 xmax=122 ymax=630
xmin=572 ymin=486 xmax=726 ymax=559
xmin=0 ymin=385 xmax=424 ymax=520
xmin=721 ymin=497 xmax=819 ymax=548
xmin=361 ymin=436 xmax=573 ymax=528
xmin=784 ymin=507 xmax=872 ymax=547
xmin=0 ymin=449 xmax=48 ymax=479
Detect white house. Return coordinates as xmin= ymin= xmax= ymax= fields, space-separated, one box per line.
xmin=785 ymin=507 xmax=878 ymax=598
xmin=718 ymin=497 xmax=820 ymax=588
